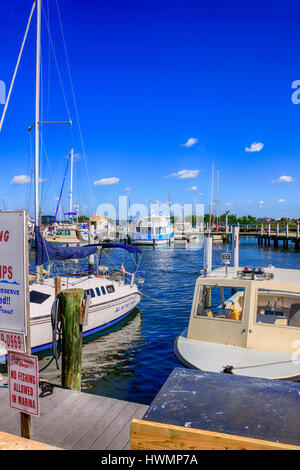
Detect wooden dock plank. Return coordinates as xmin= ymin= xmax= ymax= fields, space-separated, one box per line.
xmin=54 ymin=394 xmax=108 ymax=449
xmin=33 ymin=391 xmax=97 ymax=445
xmin=131 ymin=419 xmax=300 ymax=451
xmin=33 ymin=389 xmax=84 ymax=434
xmin=0 ymin=431 xmax=60 ymax=450
xmin=89 ymin=402 xmax=141 ymax=450
xmin=71 ymin=398 xmax=128 ymax=450
xmin=107 ymin=404 xmax=148 ymax=450
xmin=0 ymin=386 xmax=148 ymax=450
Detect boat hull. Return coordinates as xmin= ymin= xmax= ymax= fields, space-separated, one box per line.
xmin=175 ymin=328 xmax=300 ymax=381
xmin=0 ymin=288 xmax=141 ymax=361
xmin=131 ymin=238 xmax=173 ymax=245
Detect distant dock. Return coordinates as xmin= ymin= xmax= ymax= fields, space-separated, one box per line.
xmin=204 ymin=224 xmax=300 ymax=249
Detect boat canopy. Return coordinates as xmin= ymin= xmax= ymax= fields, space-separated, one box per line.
xmin=35 ymin=227 xmax=141 ymax=265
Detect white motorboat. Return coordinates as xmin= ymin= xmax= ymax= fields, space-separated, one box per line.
xmin=129 ymin=215 xmax=174 ymax=245
xmin=175 ymin=264 xmax=300 ymax=381
xmin=45 ymin=223 xmax=88 ymax=247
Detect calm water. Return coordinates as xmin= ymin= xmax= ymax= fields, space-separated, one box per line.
xmin=38 ymin=236 xmax=300 ymax=405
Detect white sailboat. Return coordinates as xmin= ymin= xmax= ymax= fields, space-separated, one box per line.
xmin=0 ymin=0 xmax=144 ymax=360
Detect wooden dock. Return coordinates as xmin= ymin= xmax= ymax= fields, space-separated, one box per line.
xmin=3 ymin=369 xmax=300 ymax=450
xmin=0 ymin=385 xmax=148 ymax=450
xmin=205 ymin=229 xmax=300 ymax=249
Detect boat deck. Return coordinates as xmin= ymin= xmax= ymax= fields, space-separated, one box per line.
xmin=0 ymin=386 xmax=148 ymax=450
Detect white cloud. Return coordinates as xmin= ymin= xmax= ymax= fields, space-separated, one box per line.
xmin=93 ymin=177 xmax=120 ymax=186
xmin=185 ymin=185 xmax=198 ymax=191
xmin=278 ymin=198 xmax=285 ymax=203
xmin=259 ymin=200 xmax=264 ymax=205
xmin=226 ymin=202 xmax=233 ymax=207
xmin=245 ymin=142 xmax=264 ymax=152
xmin=181 ymin=137 xmax=198 ymax=148
xmin=167 ymin=169 xmax=201 ymax=179
xmin=10 ymin=175 xmax=31 ymax=185
xmin=125 ymin=187 xmax=131 ymax=191
xmin=270 ymin=175 xmax=295 ymax=183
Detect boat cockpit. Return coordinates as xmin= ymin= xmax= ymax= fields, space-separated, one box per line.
xmin=187 ymin=266 xmax=300 ymax=355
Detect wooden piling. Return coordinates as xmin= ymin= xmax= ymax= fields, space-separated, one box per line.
xmin=55 ymin=277 xmax=61 ymax=297
xmin=59 ymin=288 xmax=84 ymax=392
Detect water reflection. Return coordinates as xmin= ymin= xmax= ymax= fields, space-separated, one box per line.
xmin=38 ymin=309 xmax=142 ymax=401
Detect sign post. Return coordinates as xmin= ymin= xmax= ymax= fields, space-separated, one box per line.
xmin=222 ymin=252 xmax=231 ymax=277
xmin=0 ymin=210 xmax=35 ymax=438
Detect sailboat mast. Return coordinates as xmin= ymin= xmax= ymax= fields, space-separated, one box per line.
xmin=34 ymin=0 xmax=42 ymax=278
xmin=69 ymin=147 xmax=74 ymax=218
xmin=34 ymin=0 xmax=41 ymax=228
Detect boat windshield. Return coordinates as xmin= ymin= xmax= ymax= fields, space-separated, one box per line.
xmin=256 ymin=289 xmax=300 ymax=327
xmin=56 ymin=230 xmax=71 ymax=236
xmin=195 ymin=285 xmax=245 ymax=321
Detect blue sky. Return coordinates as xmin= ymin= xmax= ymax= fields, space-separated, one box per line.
xmin=1 ymin=0 xmax=300 ymax=219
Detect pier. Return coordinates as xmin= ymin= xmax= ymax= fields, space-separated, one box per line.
xmin=2 ymin=369 xmax=300 ymax=450
xmin=0 ymin=384 xmax=148 ymax=450
xmin=205 ymin=223 xmax=300 ymax=249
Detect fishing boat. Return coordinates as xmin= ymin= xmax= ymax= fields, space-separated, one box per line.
xmin=175 ymin=262 xmax=300 ymax=381
xmin=129 ymin=215 xmax=174 ymax=245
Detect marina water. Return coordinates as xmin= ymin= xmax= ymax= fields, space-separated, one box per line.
xmin=37 ymin=236 xmax=300 ymax=405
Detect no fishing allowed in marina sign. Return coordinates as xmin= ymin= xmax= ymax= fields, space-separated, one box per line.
xmin=0 ymin=211 xmax=39 ymax=420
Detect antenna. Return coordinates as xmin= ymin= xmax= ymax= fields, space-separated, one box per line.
xmin=209 ymin=162 xmax=214 ymax=234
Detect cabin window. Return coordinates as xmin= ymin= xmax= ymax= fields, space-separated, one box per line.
xmin=101 ymin=286 xmax=106 ymax=295
xmin=95 ymin=287 xmax=101 ymax=296
xmin=106 ymin=285 xmax=115 ymax=294
xmin=256 ymin=289 xmax=300 ymax=327
xmin=84 ymin=289 xmax=95 ymax=298
xmin=194 ymin=285 xmax=245 ymax=321
xmin=30 ymin=291 xmax=51 ymax=304
xmin=57 ymin=230 xmax=70 ymax=236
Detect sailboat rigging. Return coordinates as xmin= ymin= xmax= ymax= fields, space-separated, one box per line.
xmin=0 ymin=0 xmax=144 ymax=360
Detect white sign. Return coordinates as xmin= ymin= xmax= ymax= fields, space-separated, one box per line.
xmin=222 ymin=252 xmax=231 ymax=263
xmin=8 ymin=351 xmax=39 ymax=417
xmin=0 ymin=211 xmax=28 ymax=335
xmin=0 ymin=330 xmax=25 ymax=353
